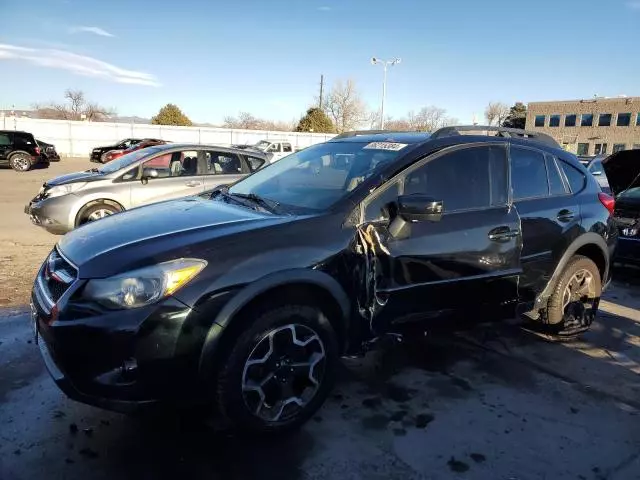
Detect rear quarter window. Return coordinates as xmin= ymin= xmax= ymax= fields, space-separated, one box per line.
xmin=559 ymin=161 xmax=586 ymax=193
xmin=247 ymin=156 xmax=266 ymax=171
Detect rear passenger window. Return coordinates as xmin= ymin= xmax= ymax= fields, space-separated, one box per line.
xmin=0 ymin=133 xmax=11 ymax=146
xmin=510 ymin=147 xmax=548 ymax=200
xmin=560 ymin=161 xmax=586 ymax=193
xmin=546 ymin=156 xmax=567 ymax=195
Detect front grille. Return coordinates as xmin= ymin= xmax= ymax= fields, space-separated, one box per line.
xmin=41 ymin=248 xmax=78 ymax=303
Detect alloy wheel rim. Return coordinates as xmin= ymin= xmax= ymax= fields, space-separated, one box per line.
xmin=562 ymin=268 xmax=596 ymax=310
xmin=241 ymin=323 xmax=326 ymax=423
xmin=87 ymin=209 xmax=114 ymax=221
xmin=14 ymin=157 xmax=29 ymax=170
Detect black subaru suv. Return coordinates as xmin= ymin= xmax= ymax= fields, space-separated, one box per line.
xmin=0 ymin=130 xmax=49 ymax=171
xmin=31 ymin=126 xmax=617 ymax=433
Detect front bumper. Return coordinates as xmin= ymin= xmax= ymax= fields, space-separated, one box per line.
xmin=31 ymin=255 xmax=235 ymax=413
xmin=24 ymin=195 xmax=75 ymax=235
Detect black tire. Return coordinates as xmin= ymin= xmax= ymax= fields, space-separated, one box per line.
xmin=544 ymin=255 xmax=601 ymax=339
xmin=9 ymin=153 xmax=33 ymax=172
xmin=215 ymin=304 xmax=339 ymax=434
xmin=78 ymin=202 xmax=122 ymax=225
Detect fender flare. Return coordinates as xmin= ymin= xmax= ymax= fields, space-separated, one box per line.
xmin=198 ymin=268 xmax=351 ymax=380
xmin=534 ymin=232 xmax=610 ymax=308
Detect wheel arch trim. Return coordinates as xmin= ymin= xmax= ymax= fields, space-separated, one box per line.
xmin=197 ymin=268 xmax=351 ymax=380
xmin=535 ymin=232 xmax=610 ymax=308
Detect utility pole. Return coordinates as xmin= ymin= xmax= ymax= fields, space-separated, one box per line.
xmin=318 ymin=74 xmax=324 ymax=110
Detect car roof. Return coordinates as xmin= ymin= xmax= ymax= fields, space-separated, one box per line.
xmin=329 ymin=131 xmax=431 ymax=144
xmin=0 ymin=130 xmax=33 ymax=136
xmin=147 ymin=142 xmax=269 ymax=157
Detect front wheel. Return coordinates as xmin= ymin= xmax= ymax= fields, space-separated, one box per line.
xmin=215 ymin=304 xmax=339 ymax=434
xmin=545 ymin=255 xmax=602 ymax=340
xmin=78 ymin=203 xmax=121 ymax=225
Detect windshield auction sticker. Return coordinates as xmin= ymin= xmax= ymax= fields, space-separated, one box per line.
xmin=363 ymin=142 xmax=408 ymax=151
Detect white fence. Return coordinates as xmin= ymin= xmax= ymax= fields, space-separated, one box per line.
xmin=1 ymin=116 xmax=336 ymax=157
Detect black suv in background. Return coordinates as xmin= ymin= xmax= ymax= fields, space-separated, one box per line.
xmin=0 ymin=130 xmax=49 ymax=171
xmin=31 ymin=126 xmax=617 ymax=434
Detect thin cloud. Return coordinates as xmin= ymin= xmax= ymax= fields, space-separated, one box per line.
xmin=318 ymin=6 xmax=331 ymax=11
xmin=69 ymin=26 xmax=115 ymax=37
xmin=0 ymin=43 xmax=160 ymax=87
xmin=627 ymin=1 xmax=640 ymax=9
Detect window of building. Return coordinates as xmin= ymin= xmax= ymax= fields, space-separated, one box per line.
xmin=613 ymin=144 xmax=626 ymax=153
xmin=581 ymin=114 xmax=593 ymax=127
xmin=577 ymin=143 xmax=589 ymax=155
xmin=617 ymin=113 xmax=631 ymax=127
xmin=594 ymin=143 xmax=608 ymax=155
xmin=564 ymin=114 xmax=577 ymax=127
xmin=549 ymin=115 xmax=560 ymax=127
xmin=402 ymin=145 xmax=506 ymax=212
xmin=510 ymin=147 xmax=549 ymax=200
xmin=534 ymin=115 xmax=545 ymax=127
xmin=559 ymin=161 xmax=586 ymax=193
xmin=598 ymin=113 xmax=612 ymax=127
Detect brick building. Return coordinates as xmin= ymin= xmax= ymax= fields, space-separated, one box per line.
xmin=525 ymin=97 xmax=640 ymax=156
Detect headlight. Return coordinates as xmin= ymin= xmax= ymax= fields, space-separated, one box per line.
xmin=46 ymin=182 xmax=87 ymax=198
xmin=82 ymin=258 xmax=207 ymax=309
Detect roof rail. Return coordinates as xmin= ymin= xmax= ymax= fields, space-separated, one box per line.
xmin=430 ymin=125 xmax=560 ymax=148
xmin=331 ymin=130 xmax=411 ymax=139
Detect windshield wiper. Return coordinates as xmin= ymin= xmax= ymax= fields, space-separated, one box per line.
xmin=230 ymin=192 xmax=280 ymax=213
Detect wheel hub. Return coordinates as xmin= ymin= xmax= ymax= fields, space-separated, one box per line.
xmin=241 ymin=324 xmax=326 ymax=423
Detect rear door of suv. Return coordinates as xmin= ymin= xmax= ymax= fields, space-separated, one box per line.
xmin=361 ymin=143 xmax=522 ymax=332
xmin=509 ymin=144 xmax=580 ymax=301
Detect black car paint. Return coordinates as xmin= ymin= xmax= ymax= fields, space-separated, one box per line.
xmin=0 ymin=130 xmax=48 ymax=167
xmin=32 ymin=132 xmax=617 ymax=413
xmin=603 ymin=150 xmax=640 ymax=265
xmin=90 ymin=138 xmax=147 ymax=163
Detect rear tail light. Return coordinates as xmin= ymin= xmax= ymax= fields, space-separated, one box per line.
xmin=598 ymin=192 xmax=615 ymax=216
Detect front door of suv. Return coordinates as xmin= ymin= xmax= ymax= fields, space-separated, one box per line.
xmin=130 ymin=149 xmax=205 ymax=207
xmin=509 ymin=145 xmax=580 ymax=301
xmin=361 ymin=143 xmax=522 ymax=333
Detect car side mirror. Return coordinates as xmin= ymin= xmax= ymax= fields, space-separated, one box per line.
xmin=141 ymin=168 xmax=158 ymax=184
xmin=397 ymin=194 xmax=443 ymax=222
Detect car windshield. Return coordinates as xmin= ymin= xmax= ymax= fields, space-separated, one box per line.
xmin=228 ymin=141 xmax=406 ymax=211
xmin=98 ymin=146 xmax=164 ymax=174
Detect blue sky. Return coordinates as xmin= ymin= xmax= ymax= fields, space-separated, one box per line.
xmin=1 ymin=0 xmax=639 ymax=125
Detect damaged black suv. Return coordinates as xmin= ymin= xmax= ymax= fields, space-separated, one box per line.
xmin=31 ymin=126 xmax=618 ymax=433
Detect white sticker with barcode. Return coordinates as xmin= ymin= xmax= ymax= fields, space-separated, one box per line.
xmin=362 ymin=142 xmax=408 ymax=151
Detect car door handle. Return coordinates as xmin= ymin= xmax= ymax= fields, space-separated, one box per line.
xmin=185 ymin=181 xmax=201 ymax=187
xmin=488 ymin=226 xmax=520 ymax=242
xmin=557 ymin=209 xmax=575 ymax=222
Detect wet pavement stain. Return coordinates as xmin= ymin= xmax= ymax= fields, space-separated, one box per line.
xmin=447 ymin=457 xmax=470 ymax=473
xmin=361 ymin=414 xmax=390 ymax=430
xmin=470 ymin=453 xmax=486 ymax=463
xmin=414 ymin=413 xmax=435 ymax=429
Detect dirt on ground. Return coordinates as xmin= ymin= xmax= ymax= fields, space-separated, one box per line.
xmin=0 ymin=158 xmax=90 ymax=307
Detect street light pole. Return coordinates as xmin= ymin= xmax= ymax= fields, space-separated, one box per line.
xmin=371 ymin=57 xmax=401 ymax=130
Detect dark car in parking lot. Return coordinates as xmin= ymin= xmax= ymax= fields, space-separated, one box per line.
xmin=0 ymin=130 xmax=50 ymax=171
xmin=603 ymin=149 xmax=640 ymax=266
xmin=36 ymin=139 xmax=61 ymax=162
xmin=31 ymin=126 xmax=617 ymax=434
xmin=90 ymin=138 xmax=155 ymax=163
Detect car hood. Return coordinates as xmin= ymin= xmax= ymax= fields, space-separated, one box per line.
xmin=58 ymin=197 xmax=295 ymax=277
xmin=602 ymin=150 xmax=640 ymax=197
xmin=45 ymin=170 xmax=105 ymax=187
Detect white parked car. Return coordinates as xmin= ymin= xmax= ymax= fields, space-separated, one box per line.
xmin=233 ymin=139 xmax=298 ymax=163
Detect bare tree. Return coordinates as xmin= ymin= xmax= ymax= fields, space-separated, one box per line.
xmin=484 ymin=102 xmax=510 ymax=126
xmin=408 ymin=106 xmax=449 ymax=131
xmin=323 ymin=79 xmax=369 ymax=133
xmin=223 ymin=112 xmax=295 ymax=131
xmin=34 ymin=89 xmax=113 ymax=121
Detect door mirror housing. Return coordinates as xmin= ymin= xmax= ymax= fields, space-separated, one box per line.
xmin=141 ymin=168 xmax=158 ymax=184
xmin=398 ymin=194 xmax=443 ymax=222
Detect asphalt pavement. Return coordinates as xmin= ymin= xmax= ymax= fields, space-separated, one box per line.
xmin=2 ymin=276 xmax=640 ymax=480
